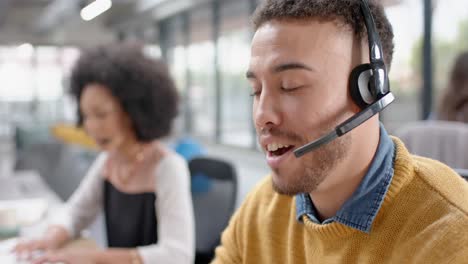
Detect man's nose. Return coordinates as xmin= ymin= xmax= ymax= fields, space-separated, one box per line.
xmin=254 ymin=90 xmax=281 ymax=131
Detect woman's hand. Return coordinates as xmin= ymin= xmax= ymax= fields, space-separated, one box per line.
xmin=13 ymin=238 xmax=53 ymax=260
xmin=12 ymin=225 xmax=70 ymax=260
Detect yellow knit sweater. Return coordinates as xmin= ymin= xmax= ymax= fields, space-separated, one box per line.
xmin=212 ymin=138 xmax=468 ymax=263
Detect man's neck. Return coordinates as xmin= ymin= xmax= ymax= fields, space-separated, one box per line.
xmin=309 ymin=123 xmax=380 ymax=221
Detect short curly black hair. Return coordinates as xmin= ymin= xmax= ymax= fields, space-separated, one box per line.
xmin=70 ymin=43 xmax=179 ymax=142
xmin=252 ymin=0 xmax=394 ymax=70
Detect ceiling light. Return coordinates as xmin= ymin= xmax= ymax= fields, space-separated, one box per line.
xmin=80 ymin=0 xmax=112 ymax=21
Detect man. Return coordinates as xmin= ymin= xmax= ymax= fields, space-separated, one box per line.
xmin=212 ymin=0 xmax=468 ymax=263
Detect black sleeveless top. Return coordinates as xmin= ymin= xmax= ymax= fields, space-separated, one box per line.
xmin=103 ymin=180 xmax=158 ymax=247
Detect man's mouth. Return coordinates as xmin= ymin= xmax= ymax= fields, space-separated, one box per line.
xmin=266 ymin=143 xmax=295 ymax=157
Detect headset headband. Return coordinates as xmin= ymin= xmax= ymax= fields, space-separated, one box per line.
xmin=360 ymin=0 xmax=384 ymax=65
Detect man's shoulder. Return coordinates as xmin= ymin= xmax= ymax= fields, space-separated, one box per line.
xmin=377 ymin=155 xmax=468 ymax=262
xmin=391 ymin=160 xmax=468 ymax=263
xmin=410 ymin=155 xmax=468 ymax=215
xmin=391 ymin=137 xmax=468 ymax=216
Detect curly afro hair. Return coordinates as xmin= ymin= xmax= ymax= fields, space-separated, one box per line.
xmin=70 ymin=43 xmax=179 ymax=142
xmin=252 ymin=0 xmax=394 ymax=70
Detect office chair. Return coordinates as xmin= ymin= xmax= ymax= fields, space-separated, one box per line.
xmin=188 ymin=157 xmax=237 ymax=264
xmin=394 ymin=121 xmax=468 ymax=170
xmin=455 ymin=168 xmax=468 ymax=181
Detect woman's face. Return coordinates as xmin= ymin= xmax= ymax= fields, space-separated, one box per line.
xmin=80 ymin=83 xmax=136 ymax=152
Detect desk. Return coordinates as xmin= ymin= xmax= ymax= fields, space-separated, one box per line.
xmin=0 ymin=171 xmax=61 ymax=239
xmin=0 ymin=171 xmax=98 ymax=263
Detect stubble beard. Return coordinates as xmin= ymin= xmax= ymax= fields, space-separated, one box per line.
xmin=271 ymin=130 xmax=351 ymax=196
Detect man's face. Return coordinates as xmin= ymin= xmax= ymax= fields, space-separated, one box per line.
xmin=248 ymin=20 xmax=360 ymax=195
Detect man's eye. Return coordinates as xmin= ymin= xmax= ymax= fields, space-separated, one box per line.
xmin=281 ymin=85 xmax=304 ymax=91
xmin=250 ymin=85 xmax=262 ymax=97
xmin=250 ymin=90 xmax=261 ymax=97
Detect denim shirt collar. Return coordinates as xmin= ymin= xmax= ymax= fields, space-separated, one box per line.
xmin=295 ymin=123 xmax=395 ymax=233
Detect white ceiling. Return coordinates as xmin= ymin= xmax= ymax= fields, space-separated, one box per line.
xmin=0 ymin=0 xmax=133 ymax=46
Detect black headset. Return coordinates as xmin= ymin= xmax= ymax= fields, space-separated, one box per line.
xmin=294 ymin=0 xmax=395 ymax=158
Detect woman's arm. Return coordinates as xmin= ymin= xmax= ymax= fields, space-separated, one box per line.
xmin=42 ymin=225 xmax=72 ymax=248
xmin=137 ymin=153 xmax=195 ymax=264
xmin=49 ymin=153 xmax=107 ymax=238
xmin=15 ymin=154 xmax=107 ymax=258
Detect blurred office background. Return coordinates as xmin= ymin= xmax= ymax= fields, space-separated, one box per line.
xmin=0 ymin=0 xmax=467 ymax=145
xmin=0 ymin=0 xmax=467 ymax=256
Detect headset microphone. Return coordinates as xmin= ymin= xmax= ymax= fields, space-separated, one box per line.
xmin=294 ymin=92 xmax=394 ymax=157
xmin=293 ymin=0 xmax=394 ymax=158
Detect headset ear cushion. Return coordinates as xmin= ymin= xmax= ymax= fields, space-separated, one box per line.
xmin=349 ymin=63 xmax=375 ymax=109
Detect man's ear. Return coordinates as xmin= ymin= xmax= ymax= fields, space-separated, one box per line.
xmin=347 ymin=86 xmax=364 ymax=113
xmin=350 ymin=99 xmax=362 ymax=113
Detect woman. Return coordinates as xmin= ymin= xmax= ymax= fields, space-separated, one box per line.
xmin=14 ymin=43 xmax=194 ymax=264
xmin=437 ymin=51 xmax=468 ymax=123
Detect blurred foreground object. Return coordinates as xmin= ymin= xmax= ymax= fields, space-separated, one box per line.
xmin=50 ymin=124 xmax=97 ymax=149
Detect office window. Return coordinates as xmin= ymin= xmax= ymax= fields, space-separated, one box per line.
xmin=188 ymin=5 xmax=216 ymax=140
xmin=60 ymin=47 xmax=81 ymax=122
xmin=218 ymin=0 xmax=252 ymax=147
xmin=383 ymin=1 xmax=424 ymax=132
xmin=0 ymin=46 xmax=35 ymax=101
xmin=165 ymin=16 xmax=187 ymax=95
xmin=432 ymin=0 xmax=468 ymax=115
xmin=0 ymin=45 xmax=78 ymax=122
xmin=35 ymin=46 xmax=63 ymax=100
xmin=0 ymin=46 xmax=65 ymax=101
xmin=163 ymin=15 xmax=188 ymax=136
